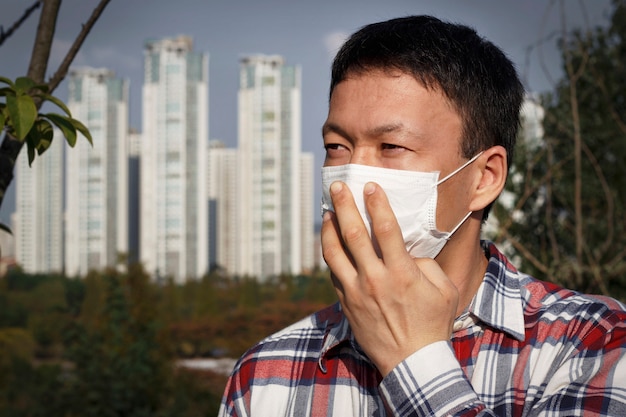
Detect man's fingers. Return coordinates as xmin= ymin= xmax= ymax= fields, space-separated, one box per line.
xmin=321 ymin=209 xmax=355 ymax=276
xmin=327 ymin=181 xmax=379 ymax=269
xmin=363 ymin=182 xmax=410 ymax=265
xmin=413 ymin=258 xmax=459 ymax=323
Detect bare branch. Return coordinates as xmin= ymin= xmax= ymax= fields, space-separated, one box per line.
xmin=591 ymin=72 xmax=626 ymax=136
xmin=581 ymin=240 xmax=609 ymax=295
xmin=581 ymin=141 xmax=615 ymax=258
xmin=27 ymin=0 xmax=62 ymax=83
xmin=495 ymin=149 xmax=571 ymax=236
xmin=536 ymin=0 xmax=559 ymax=88
xmin=47 ymin=0 xmax=111 ymax=93
xmin=499 ymin=229 xmax=549 ymax=275
xmin=0 ymin=0 xmax=42 ymax=47
xmin=606 ymin=245 xmax=626 ymax=277
xmin=545 ymin=138 xmax=560 ymax=262
xmin=560 ymin=0 xmax=584 ymax=284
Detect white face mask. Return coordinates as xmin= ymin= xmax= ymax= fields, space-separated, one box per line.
xmin=321 ymin=153 xmax=482 ymax=259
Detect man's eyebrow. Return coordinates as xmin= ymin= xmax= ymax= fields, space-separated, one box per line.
xmin=322 ymin=122 xmax=408 ymax=138
xmin=322 ymin=122 xmax=348 ymax=138
xmin=367 ymin=123 xmax=405 ymax=136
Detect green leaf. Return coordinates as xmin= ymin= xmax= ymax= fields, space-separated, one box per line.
xmin=25 ymin=127 xmax=41 ymax=151
xmin=36 ymin=92 xmax=72 ymax=117
xmin=0 ymin=223 xmax=12 ymax=235
xmin=15 ymin=77 xmax=36 ymax=94
xmin=0 ymin=111 xmax=4 ymax=128
xmin=6 ymin=93 xmax=37 ymax=140
xmin=25 ymin=119 xmax=54 ymax=157
xmin=37 ymin=138 xmax=52 ymax=156
xmin=27 ymin=142 xmax=35 ymax=166
xmin=70 ymin=117 xmax=93 ymax=145
xmin=0 ymin=87 xmax=13 ymax=97
xmin=0 ymin=76 xmax=14 ymax=88
xmin=45 ymin=113 xmax=77 ymax=147
xmin=35 ymin=119 xmax=54 ymax=155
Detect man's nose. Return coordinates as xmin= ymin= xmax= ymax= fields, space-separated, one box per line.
xmin=349 ymin=148 xmax=377 ymax=166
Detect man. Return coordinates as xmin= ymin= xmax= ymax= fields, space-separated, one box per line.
xmin=219 ymin=15 xmax=626 ymax=416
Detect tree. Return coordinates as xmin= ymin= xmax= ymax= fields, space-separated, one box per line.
xmin=492 ymin=0 xmax=626 ymax=299
xmin=64 ymin=269 xmax=173 ymax=416
xmin=0 ymin=0 xmax=110 ymax=231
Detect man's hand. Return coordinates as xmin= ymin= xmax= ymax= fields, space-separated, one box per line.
xmin=321 ymin=181 xmax=459 ymax=377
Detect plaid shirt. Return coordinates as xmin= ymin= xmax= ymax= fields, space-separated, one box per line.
xmin=219 ymin=241 xmax=626 ymax=416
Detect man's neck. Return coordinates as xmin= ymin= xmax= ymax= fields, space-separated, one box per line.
xmin=436 ymin=222 xmax=488 ymax=317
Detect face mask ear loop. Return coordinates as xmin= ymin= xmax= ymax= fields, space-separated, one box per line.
xmin=436 ymin=151 xmax=484 ymax=186
xmin=445 ymin=210 xmax=473 ymax=238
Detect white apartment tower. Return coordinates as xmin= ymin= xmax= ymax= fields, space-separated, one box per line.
xmin=13 ymin=132 xmax=64 ymax=273
xmin=65 ymin=68 xmax=129 ymax=276
xmin=237 ymin=55 xmax=313 ymax=279
xmin=299 ymin=152 xmax=315 ymax=273
xmin=207 ymin=140 xmax=239 ymax=274
xmin=141 ymin=36 xmax=208 ymax=282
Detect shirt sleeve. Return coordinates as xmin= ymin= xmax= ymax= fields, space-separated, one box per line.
xmin=217 ymin=367 xmax=247 ymax=417
xmin=379 ymin=341 xmax=493 ymax=416
xmin=378 ymin=308 xmax=626 ymax=417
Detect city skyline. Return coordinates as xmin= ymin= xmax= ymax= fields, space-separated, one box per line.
xmin=0 ymin=0 xmax=614 ymax=227
xmin=12 ymin=38 xmax=315 ymax=280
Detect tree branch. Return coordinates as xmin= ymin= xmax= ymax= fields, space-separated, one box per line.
xmin=47 ymin=0 xmax=111 ymax=93
xmin=499 ymin=228 xmax=550 ymax=275
xmin=581 ymin=141 xmax=614 ymax=258
xmin=0 ymin=0 xmax=42 ymax=47
xmin=560 ymin=0 xmax=585 ymax=285
xmin=0 ymin=0 xmax=62 ymax=211
xmin=27 ymin=0 xmax=62 ymax=83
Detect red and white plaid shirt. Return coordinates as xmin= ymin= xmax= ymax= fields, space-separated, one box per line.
xmin=219 ymin=241 xmax=626 ymax=416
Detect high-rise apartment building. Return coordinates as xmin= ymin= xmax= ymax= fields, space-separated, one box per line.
xmin=207 ymin=140 xmax=239 ymax=274
xmin=65 ymin=68 xmax=129 ymax=276
xmin=236 ymin=54 xmax=313 ymax=279
xmin=13 ymin=132 xmax=64 ymax=273
xmin=140 ymin=36 xmax=208 ymax=282
xmin=299 ymin=152 xmax=315 ymax=273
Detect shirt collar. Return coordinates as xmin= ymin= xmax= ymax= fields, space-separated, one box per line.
xmin=467 ymin=241 xmax=526 ymax=341
xmin=318 ymin=302 xmax=352 ymax=372
xmin=318 ymin=240 xmax=526 ymax=370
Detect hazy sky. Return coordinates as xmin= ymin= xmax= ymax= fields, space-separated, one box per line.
xmin=0 ymin=0 xmax=614 ymax=224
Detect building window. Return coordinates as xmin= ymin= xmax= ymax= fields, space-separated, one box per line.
xmin=262 ymin=111 xmax=275 ymax=121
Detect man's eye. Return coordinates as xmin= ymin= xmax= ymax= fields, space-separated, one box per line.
xmin=382 ymin=143 xmax=404 ymax=150
xmin=324 ymin=143 xmax=346 ymax=152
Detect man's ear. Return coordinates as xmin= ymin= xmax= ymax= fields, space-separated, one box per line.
xmin=468 ymin=146 xmax=508 ymax=212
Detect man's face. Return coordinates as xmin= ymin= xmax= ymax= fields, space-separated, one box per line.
xmin=322 ymin=69 xmax=473 ymax=233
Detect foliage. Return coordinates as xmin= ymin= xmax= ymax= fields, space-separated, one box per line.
xmin=0 ymin=266 xmax=336 ymax=415
xmin=492 ymin=0 xmax=626 ymax=299
xmin=0 ymin=75 xmax=92 ymax=166
xmin=59 ymin=266 xmax=180 ymax=417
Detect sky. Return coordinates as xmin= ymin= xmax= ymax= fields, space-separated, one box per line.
xmin=0 ymin=0 xmax=614 ymax=226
